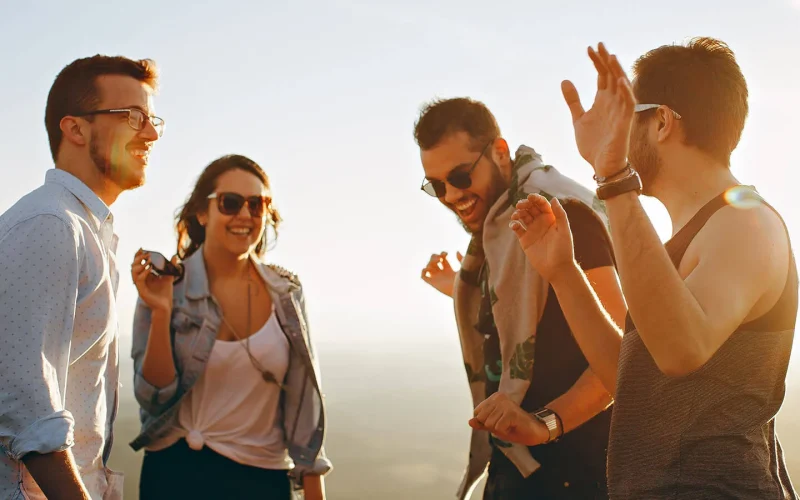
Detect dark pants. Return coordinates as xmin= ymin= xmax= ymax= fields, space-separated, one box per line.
xmin=483 ymin=448 xmax=608 ymax=500
xmin=140 ymin=439 xmax=291 ymax=500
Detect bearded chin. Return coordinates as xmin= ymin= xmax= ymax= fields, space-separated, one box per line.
xmin=89 ymin=136 xmax=112 ymax=177
xmin=89 ymin=132 xmax=143 ymax=191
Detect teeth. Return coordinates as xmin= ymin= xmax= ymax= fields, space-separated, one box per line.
xmin=456 ymin=198 xmax=477 ymax=211
xmin=130 ymin=149 xmax=149 ymax=158
xmin=229 ymin=228 xmax=251 ymax=235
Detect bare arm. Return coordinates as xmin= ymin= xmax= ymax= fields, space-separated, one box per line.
xmin=22 ymin=451 xmax=89 ymax=500
xmin=605 ymin=192 xmax=787 ymax=376
xmin=550 ymin=265 xmax=625 ymax=395
xmin=544 ymin=266 xmax=624 ymax=428
xmin=303 ymin=474 xmax=326 ymax=500
xmin=140 ymin=307 xmax=177 ymax=387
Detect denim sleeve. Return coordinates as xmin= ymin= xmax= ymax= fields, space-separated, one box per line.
xmin=131 ymin=297 xmax=178 ymax=416
xmin=0 ymin=215 xmax=79 ymax=459
xmin=290 ymin=286 xmax=332 ymax=478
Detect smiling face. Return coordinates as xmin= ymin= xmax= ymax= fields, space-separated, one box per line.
xmin=86 ymin=74 xmax=160 ymax=192
xmin=198 ymin=168 xmax=271 ymax=259
xmin=420 ymin=131 xmax=507 ymax=233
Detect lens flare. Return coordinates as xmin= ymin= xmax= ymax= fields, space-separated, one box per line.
xmin=723 ymin=185 xmax=763 ymax=210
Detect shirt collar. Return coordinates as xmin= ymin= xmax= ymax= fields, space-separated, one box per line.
xmin=46 ymin=169 xmax=113 ymax=226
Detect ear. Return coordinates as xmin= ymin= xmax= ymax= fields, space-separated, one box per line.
xmin=197 ymin=211 xmax=208 ymax=227
xmin=59 ymin=116 xmax=89 ymax=147
xmin=490 ymin=138 xmax=513 ymax=178
xmin=656 ymin=107 xmax=680 ymax=144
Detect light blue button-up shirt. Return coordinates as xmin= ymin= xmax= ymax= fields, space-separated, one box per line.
xmin=0 ymin=169 xmax=122 ymax=499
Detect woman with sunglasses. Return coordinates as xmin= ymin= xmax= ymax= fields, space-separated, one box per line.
xmin=128 ymin=154 xmax=330 ymax=499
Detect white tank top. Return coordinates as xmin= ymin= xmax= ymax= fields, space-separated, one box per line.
xmin=148 ymin=310 xmax=292 ymax=470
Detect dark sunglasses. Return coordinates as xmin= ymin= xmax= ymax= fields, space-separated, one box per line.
xmin=420 ymin=141 xmax=493 ymax=198
xmin=207 ymin=192 xmax=271 ymax=218
xmin=143 ymin=250 xmax=185 ymax=282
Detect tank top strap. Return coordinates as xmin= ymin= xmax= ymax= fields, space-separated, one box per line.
xmin=663 ymin=187 xmax=752 ymax=268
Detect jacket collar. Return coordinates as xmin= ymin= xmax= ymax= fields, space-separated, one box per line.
xmin=183 ymin=245 xmax=295 ymax=300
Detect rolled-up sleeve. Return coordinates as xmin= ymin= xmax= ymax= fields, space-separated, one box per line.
xmin=0 ymin=215 xmax=80 ymax=460
xmin=131 ymin=298 xmax=178 ymax=416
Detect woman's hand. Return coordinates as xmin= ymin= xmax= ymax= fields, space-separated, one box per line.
xmin=131 ymin=249 xmax=176 ymax=313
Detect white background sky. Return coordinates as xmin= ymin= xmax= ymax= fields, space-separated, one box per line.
xmin=2 ymin=0 xmax=800 ymax=495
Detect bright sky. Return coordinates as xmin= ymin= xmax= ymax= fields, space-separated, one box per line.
xmin=2 ymin=0 xmax=799 ymax=378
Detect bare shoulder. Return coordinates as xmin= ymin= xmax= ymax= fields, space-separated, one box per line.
xmin=690 ymin=198 xmax=790 ymax=309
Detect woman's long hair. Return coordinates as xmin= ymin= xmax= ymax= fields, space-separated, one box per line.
xmin=175 ymin=154 xmax=282 ymax=261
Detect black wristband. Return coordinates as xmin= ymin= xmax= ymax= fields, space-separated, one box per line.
xmin=596 ymin=170 xmax=642 ymax=200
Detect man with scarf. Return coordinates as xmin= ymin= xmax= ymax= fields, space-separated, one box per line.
xmin=415 ymin=97 xmax=626 ymax=499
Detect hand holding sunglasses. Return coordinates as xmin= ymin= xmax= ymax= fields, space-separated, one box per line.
xmin=144 ymin=251 xmax=185 ymax=281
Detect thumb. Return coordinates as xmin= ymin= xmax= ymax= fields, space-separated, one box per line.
xmin=456 ymin=251 xmax=464 ymax=263
xmin=561 ymin=80 xmax=585 ymax=122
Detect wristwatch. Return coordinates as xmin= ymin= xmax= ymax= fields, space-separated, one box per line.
xmin=532 ymin=408 xmax=561 ymax=444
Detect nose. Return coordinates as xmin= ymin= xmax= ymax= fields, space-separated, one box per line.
xmin=443 ymin=183 xmax=465 ymax=205
xmin=139 ymin=119 xmax=160 ymax=142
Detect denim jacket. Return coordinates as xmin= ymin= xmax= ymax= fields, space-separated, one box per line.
xmin=129 ymin=247 xmax=331 ymax=490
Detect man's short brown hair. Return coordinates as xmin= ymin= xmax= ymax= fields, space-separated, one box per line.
xmin=632 ymin=37 xmax=748 ymax=166
xmin=45 ymin=55 xmax=159 ymax=161
xmin=414 ymin=97 xmax=500 ymax=152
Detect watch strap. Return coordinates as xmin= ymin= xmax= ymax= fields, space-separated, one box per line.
xmin=596 ymin=170 xmax=642 ymax=200
xmin=532 ymin=408 xmax=560 ymax=444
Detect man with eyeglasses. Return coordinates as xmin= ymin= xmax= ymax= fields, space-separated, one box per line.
xmin=474 ymin=38 xmax=797 ymax=498
xmin=414 ymin=97 xmax=627 ymax=499
xmin=0 ymin=55 xmax=163 ymax=499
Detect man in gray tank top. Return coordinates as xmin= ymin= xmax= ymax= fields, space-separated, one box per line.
xmin=471 ymin=37 xmax=797 ymax=498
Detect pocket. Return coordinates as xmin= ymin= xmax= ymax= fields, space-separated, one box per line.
xmin=103 ymin=467 xmax=124 ymax=500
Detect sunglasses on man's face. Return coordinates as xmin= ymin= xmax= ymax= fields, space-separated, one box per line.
xmin=207 ymin=192 xmax=271 ymax=218
xmin=420 ymin=141 xmax=492 ymax=198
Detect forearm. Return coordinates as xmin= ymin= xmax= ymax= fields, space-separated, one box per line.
xmin=141 ymin=308 xmax=177 ymax=388
xmin=22 ymin=450 xmax=89 ymax=500
xmin=551 ymin=264 xmax=623 ymax=395
xmin=545 ymin=368 xmax=612 ymax=434
xmin=303 ymin=474 xmax=325 ymax=500
xmin=605 ymin=192 xmax=709 ymax=373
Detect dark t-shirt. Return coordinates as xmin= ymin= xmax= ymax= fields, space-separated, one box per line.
xmin=477 ymin=200 xmax=614 ymax=499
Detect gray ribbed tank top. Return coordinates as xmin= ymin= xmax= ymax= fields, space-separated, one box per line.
xmin=608 ymin=189 xmax=798 ymax=499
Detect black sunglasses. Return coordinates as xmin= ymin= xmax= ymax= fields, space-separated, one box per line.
xmin=143 ymin=250 xmax=185 ymax=283
xmin=208 ymin=192 xmax=271 ymax=218
xmin=420 ymin=141 xmax=493 ymax=198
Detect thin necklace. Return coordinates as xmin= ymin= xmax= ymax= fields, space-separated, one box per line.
xmin=218 ymin=263 xmax=283 ymax=388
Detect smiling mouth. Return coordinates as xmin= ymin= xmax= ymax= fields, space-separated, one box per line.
xmin=228 ymin=227 xmax=253 ymax=236
xmin=454 ymin=197 xmax=478 ymax=220
xmin=128 ymin=147 xmax=150 ymax=163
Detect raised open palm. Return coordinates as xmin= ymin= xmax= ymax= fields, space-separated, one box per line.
xmin=510 ymin=194 xmax=575 ymax=282
xmin=562 ymin=43 xmax=635 ymax=177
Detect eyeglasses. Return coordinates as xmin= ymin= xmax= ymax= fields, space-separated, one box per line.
xmin=420 ymin=140 xmax=493 ymax=198
xmin=208 ymin=192 xmax=271 ymax=218
xmin=634 ymin=103 xmax=682 ymax=120
xmin=74 ymin=108 xmax=165 ymax=137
